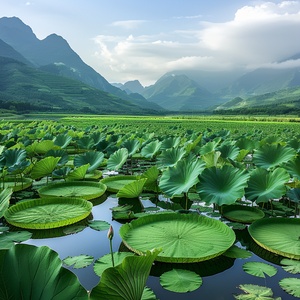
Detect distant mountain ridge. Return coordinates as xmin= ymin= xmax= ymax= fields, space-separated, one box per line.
xmin=0 ymin=16 xmax=162 ymax=113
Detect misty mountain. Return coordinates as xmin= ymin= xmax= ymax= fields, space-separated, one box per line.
xmin=0 ymin=16 xmax=162 ymax=112
xmin=112 ymin=80 xmax=145 ymax=95
xmin=0 ymin=56 xmax=161 ymax=114
xmin=141 ymin=73 xmax=222 ymax=111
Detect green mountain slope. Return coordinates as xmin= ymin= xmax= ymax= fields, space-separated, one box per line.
xmin=214 ymin=86 xmax=300 ymax=114
xmin=142 ymin=74 xmax=222 ymax=111
xmin=0 ymin=57 xmax=159 ymax=114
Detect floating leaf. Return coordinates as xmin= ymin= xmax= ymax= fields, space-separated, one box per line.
xmin=280 ymin=258 xmax=300 ymax=274
xmin=279 ymin=277 xmax=300 ymax=298
xmin=63 ymin=255 xmax=94 ymax=269
xmin=242 ymin=261 xmax=277 ymax=278
xmin=234 ymin=284 xmax=278 ymax=300
xmin=88 ymin=220 xmax=111 ymax=231
xmin=63 ymin=225 xmax=86 ymax=235
xmin=160 ymin=269 xmax=202 ymax=293
xmin=223 ymin=245 xmax=252 ymax=259
xmin=0 ymin=231 xmax=33 ymax=249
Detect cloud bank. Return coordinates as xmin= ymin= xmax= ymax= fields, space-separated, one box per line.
xmin=92 ymin=1 xmax=300 ymax=85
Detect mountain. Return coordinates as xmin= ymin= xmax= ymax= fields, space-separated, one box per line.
xmin=222 ymin=67 xmax=300 ymax=98
xmin=141 ymin=73 xmax=222 ymax=111
xmin=214 ymin=85 xmax=300 ymax=114
xmin=112 ymin=80 xmax=145 ymax=94
xmin=0 ymin=56 xmax=161 ymax=114
xmin=0 ymin=16 xmax=162 ymax=112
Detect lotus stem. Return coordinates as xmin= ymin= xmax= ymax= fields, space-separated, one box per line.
xmin=107 ymin=225 xmax=115 ymax=267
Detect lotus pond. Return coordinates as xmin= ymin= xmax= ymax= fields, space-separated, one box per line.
xmin=0 ymin=118 xmax=300 ymax=299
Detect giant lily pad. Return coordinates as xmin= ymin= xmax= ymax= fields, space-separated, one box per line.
xmin=222 ymin=204 xmax=265 ymax=223
xmin=0 ymin=176 xmax=32 ymax=192
xmin=4 ymin=197 xmax=93 ymax=229
xmin=249 ymin=217 xmax=300 ymax=260
xmin=120 ymin=213 xmax=236 ymax=263
xmin=38 ymin=181 xmax=106 ymax=200
xmin=101 ymin=175 xmax=138 ymax=193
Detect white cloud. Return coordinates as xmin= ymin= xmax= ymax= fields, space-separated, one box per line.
xmin=92 ymin=1 xmax=300 ymax=85
xmin=111 ymin=20 xmax=147 ymax=29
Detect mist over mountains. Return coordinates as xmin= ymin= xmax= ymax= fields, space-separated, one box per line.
xmin=0 ymin=16 xmax=300 ymax=114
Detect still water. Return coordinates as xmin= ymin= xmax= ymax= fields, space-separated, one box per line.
xmin=26 ymin=195 xmax=299 ymax=300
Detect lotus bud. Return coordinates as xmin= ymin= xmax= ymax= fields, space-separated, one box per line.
xmin=107 ymin=225 xmax=114 ymax=240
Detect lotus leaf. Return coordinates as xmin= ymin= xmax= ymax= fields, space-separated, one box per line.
xmin=160 ymin=136 xmax=181 ymax=150
xmin=90 ymin=249 xmax=160 ymax=300
xmin=141 ymin=287 xmax=157 ymax=300
xmin=26 ymin=139 xmax=58 ymax=155
xmin=160 ymin=269 xmax=202 ymax=293
xmin=67 ymin=164 xmax=89 ymax=180
xmin=0 ymin=148 xmax=27 ymax=168
xmin=63 ymin=254 xmax=94 ymax=269
xmin=280 ymin=258 xmax=300 ymax=274
xmin=197 ymin=165 xmax=249 ymax=206
xmin=249 ymin=217 xmax=300 ymax=260
xmin=45 ymin=149 xmax=69 ymax=166
xmin=94 ymin=252 xmax=135 ymax=276
xmin=0 ymin=188 xmax=13 ymax=218
xmin=285 ymin=156 xmax=300 ymax=179
xmin=217 ymin=141 xmax=240 ymax=160
xmin=199 ymin=139 xmax=221 ymax=155
xmin=0 ymin=244 xmax=88 ymax=299
xmin=157 ymin=147 xmax=186 ymax=169
xmin=117 ymin=178 xmax=147 ymax=198
xmin=101 ymin=175 xmax=139 ymax=193
xmin=141 ymin=140 xmax=162 ymax=159
xmin=234 ymin=284 xmax=279 ymax=300
xmin=122 ymin=139 xmax=140 ymax=157
xmin=31 ymin=156 xmax=61 ymax=180
xmin=74 ymin=151 xmax=104 ymax=172
xmin=242 ymin=261 xmax=277 ymax=278
xmin=222 ymin=204 xmax=265 ymax=223
xmin=107 ymin=148 xmax=128 ymax=171
xmin=53 ymin=133 xmax=72 ymax=148
xmin=38 ymin=181 xmax=106 ymax=200
xmin=253 ymin=144 xmax=296 ymax=169
xmin=159 ymin=156 xmax=205 ymax=197
xmin=119 ymin=213 xmax=236 ymax=263
xmin=245 ymin=168 xmax=290 ymax=203
xmin=279 ymin=277 xmax=300 ymax=298
xmin=4 ymin=197 xmax=93 ymax=229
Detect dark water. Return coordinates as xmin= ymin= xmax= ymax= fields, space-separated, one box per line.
xmin=26 ymin=195 xmax=299 ymax=300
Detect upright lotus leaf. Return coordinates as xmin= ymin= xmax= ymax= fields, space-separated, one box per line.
xmin=217 ymin=141 xmax=240 ymax=161
xmin=199 ymin=138 xmax=221 ymax=155
xmin=74 ymin=151 xmax=104 ymax=172
xmin=157 ymin=147 xmax=186 ymax=169
xmin=141 ymin=166 xmax=160 ymax=192
xmin=196 ymin=165 xmax=250 ymax=206
xmin=285 ymin=155 xmax=300 ymax=179
xmin=46 ymin=149 xmax=69 ymax=167
xmin=253 ymin=144 xmax=296 ymax=169
xmin=160 ymin=269 xmax=202 ymax=293
xmin=0 ymin=148 xmax=27 ymax=168
xmin=76 ymin=136 xmax=95 ymax=150
xmin=117 ymin=178 xmax=147 ymax=198
xmin=0 ymin=188 xmax=13 ymax=218
xmin=141 ymin=140 xmax=162 ymax=159
xmin=53 ymin=133 xmax=72 ymax=149
xmin=159 ymin=155 xmax=205 ymax=197
xmin=30 ymin=156 xmax=61 ymax=180
xmin=245 ymin=167 xmax=290 ymax=204
xmin=67 ymin=164 xmax=89 ymax=180
xmin=26 ymin=140 xmax=58 ymax=156
xmin=0 ymin=244 xmax=88 ymax=299
xmin=160 ymin=136 xmax=181 ymax=150
xmin=90 ymin=249 xmax=161 ymax=300
xmin=121 ymin=139 xmax=140 ymax=157
xmin=201 ymin=151 xmax=224 ymax=168
xmin=236 ymin=137 xmax=257 ymax=152
xmin=107 ymin=148 xmax=128 ymax=171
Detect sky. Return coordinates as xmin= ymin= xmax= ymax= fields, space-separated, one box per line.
xmin=1 ymin=0 xmax=300 ymax=86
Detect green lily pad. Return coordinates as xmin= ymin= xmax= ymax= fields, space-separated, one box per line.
xmin=0 ymin=231 xmax=33 ymax=249
xmin=249 ymin=217 xmax=300 ymax=260
xmin=222 ymin=204 xmax=265 ymax=223
xmin=234 ymin=284 xmax=279 ymax=300
xmin=120 ymin=212 xmax=236 ymax=263
xmin=88 ymin=220 xmax=111 ymax=231
xmin=100 ymin=175 xmax=139 ymax=193
xmin=160 ymin=269 xmax=202 ymax=293
xmin=0 ymin=177 xmax=32 ymax=192
xmin=242 ymin=261 xmax=277 ymax=278
xmin=223 ymin=245 xmax=252 ymax=259
xmin=279 ymin=277 xmax=300 ymax=298
xmin=4 ymin=197 xmax=93 ymax=229
xmin=280 ymin=258 xmax=300 ymax=274
xmin=38 ymin=181 xmax=107 ymax=200
xmin=63 ymin=254 xmax=94 ymax=269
